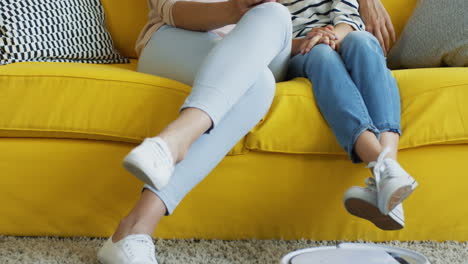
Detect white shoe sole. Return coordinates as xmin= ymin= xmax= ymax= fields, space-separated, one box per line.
xmin=380 ymin=180 xmax=418 ymax=215
xmin=345 ymin=198 xmax=404 ymax=230
xmin=98 ymin=236 xmax=159 ymax=264
xmin=122 ymin=138 xmax=175 ymax=191
xmin=123 ymin=153 xmax=166 ymax=191
xmin=97 ymin=238 xmax=120 ymax=264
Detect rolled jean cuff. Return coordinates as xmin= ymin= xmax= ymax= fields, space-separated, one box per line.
xmin=348 ymin=123 xmax=380 ymax=164
xmin=180 ymin=102 xmax=218 ymax=134
xmin=142 ymin=184 xmax=177 ymax=215
xmin=180 ymin=82 xmax=234 ymax=134
xmin=375 ymin=123 xmax=402 ymax=136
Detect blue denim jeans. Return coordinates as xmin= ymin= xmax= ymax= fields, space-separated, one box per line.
xmin=287 ymin=31 xmax=401 ymax=163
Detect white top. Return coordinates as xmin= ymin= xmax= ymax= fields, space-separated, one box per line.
xmin=279 ymin=0 xmax=365 ymax=37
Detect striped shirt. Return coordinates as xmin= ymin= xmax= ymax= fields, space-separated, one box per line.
xmin=279 ymin=0 xmax=365 ymax=38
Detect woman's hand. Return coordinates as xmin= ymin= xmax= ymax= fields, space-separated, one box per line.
xmin=359 ymin=0 xmax=396 ymax=55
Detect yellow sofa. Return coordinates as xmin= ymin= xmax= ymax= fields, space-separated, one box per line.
xmin=1 ymin=0 xmax=467 ymax=241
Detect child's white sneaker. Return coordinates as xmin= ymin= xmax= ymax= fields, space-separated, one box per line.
xmin=123 ymin=137 xmax=175 ymax=190
xmin=344 ymin=177 xmax=404 ymax=230
xmin=97 ymin=234 xmax=158 ymax=264
xmin=368 ymin=147 xmax=418 ymax=215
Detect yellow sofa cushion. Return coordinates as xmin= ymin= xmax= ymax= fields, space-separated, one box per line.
xmin=247 ymin=68 xmax=468 ymax=155
xmin=1 ymin=62 xmax=467 ymax=156
xmin=0 ymin=61 xmax=247 ymax=155
xmin=0 ymin=61 xmax=187 ymax=141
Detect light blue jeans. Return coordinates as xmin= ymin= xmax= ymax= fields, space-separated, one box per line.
xmin=287 ymin=31 xmax=401 ymax=163
xmin=137 ymin=2 xmax=292 ymax=214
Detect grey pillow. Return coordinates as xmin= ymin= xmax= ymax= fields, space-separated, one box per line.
xmin=387 ymin=0 xmax=468 ymax=69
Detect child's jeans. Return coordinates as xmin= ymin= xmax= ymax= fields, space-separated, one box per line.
xmin=287 ymin=31 xmax=401 ymax=163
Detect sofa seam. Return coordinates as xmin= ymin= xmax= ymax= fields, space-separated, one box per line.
xmin=455 ymin=92 xmax=468 ymax=135
xmin=0 ymin=128 xmax=248 ymax=155
xmin=274 ymin=93 xmax=313 ymax=99
xmin=245 ymin=137 xmax=468 ymax=155
xmin=0 ymin=127 xmax=143 ymax=143
xmin=0 ymin=74 xmax=190 ymax=95
xmin=402 ymin=83 xmax=468 ymax=100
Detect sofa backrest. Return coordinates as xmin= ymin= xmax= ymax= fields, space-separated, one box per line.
xmin=101 ymin=0 xmax=418 ymax=59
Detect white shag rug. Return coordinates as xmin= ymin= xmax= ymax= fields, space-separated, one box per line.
xmin=0 ymin=236 xmax=467 ymax=264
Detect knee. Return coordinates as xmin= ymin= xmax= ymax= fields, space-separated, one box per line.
xmin=309 ymin=43 xmax=335 ymax=57
xmin=341 ymin=31 xmax=381 ymax=54
xmin=251 ymin=2 xmax=292 ymax=29
xmin=305 ymin=44 xmax=336 ymax=68
xmin=343 ymin=31 xmax=378 ymax=46
xmin=253 ymin=69 xmax=276 ymax=108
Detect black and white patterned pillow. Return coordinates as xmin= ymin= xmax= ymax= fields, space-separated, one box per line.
xmin=0 ymin=0 xmax=129 ymax=65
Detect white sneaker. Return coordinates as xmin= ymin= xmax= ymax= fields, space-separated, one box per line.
xmin=98 ymin=234 xmax=158 ymax=264
xmin=344 ymin=177 xmax=405 ymax=230
xmin=368 ymin=147 xmax=418 ymax=215
xmin=123 ymin=137 xmax=175 ymax=190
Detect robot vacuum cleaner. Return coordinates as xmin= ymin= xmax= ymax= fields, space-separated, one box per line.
xmin=281 ymin=243 xmax=430 ymax=264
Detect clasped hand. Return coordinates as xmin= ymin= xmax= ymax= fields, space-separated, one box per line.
xmin=298 ymin=25 xmax=340 ymax=55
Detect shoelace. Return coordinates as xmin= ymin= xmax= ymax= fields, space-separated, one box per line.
xmin=123 ymin=237 xmax=156 ymax=263
xmin=366 ymin=147 xmax=392 ymax=192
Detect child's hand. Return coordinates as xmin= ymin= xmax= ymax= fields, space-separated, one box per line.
xmin=292 ymin=26 xmax=341 ymax=56
xmin=306 ymin=25 xmax=338 ymax=42
xmin=306 ymin=25 xmax=339 ymax=50
xmin=305 ymin=24 xmax=355 ymax=53
xmin=300 ymin=26 xmax=339 ymax=54
xmin=299 ymin=33 xmax=324 ymax=55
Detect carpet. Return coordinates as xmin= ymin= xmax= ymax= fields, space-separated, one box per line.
xmin=0 ymin=236 xmax=467 ymax=264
